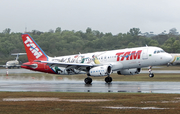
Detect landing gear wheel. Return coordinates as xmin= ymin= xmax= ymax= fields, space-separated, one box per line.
xmin=84 ymin=77 xmax=92 ymax=84
xmin=105 ymin=77 xmax=112 ymax=83
xmin=149 ymin=73 xmax=154 ymax=78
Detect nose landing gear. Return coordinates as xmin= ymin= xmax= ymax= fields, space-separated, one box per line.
xmin=149 ymin=73 xmax=154 ymax=78
xmin=148 ymin=66 xmax=154 ymax=78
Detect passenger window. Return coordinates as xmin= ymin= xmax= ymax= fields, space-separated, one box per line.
xmin=154 ymin=51 xmax=156 ymax=54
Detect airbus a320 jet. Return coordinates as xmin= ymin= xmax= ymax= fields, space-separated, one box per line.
xmin=21 ymin=34 xmax=172 ymax=84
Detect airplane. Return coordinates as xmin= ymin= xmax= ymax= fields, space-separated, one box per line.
xmin=168 ymin=54 xmax=180 ymax=66
xmin=0 ymin=53 xmax=26 ymax=69
xmin=21 ymin=33 xmax=172 ymax=84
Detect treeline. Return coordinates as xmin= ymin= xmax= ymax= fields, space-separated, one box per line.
xmin=0 ymin=27 xmax=180 ymax=64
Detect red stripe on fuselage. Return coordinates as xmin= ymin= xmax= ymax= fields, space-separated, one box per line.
xmin=21 ymin=62 xmax=55 ymax=74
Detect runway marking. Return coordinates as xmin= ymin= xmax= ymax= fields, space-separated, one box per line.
xmin=3 ymin=98 xmax=112 ymax=102
xmin=141 ymin=100 xmax=180 ymax=103
xmin=103 ymin=106 xmax=171 ymax=110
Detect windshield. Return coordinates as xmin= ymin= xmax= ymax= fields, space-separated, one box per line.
xmin=154 ymin=49 xmax=165 ymax=54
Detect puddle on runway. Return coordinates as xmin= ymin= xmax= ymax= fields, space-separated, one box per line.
xmin=0 ymin=76 xmax=180 ymax=93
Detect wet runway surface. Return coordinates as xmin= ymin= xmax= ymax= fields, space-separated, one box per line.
xmin=0 ymin=69 xmax=180 ymax=93
xmin=0 ymin=80 xmax=179 ymax=93
xmin=1 ymin=69 xmax=180 ymax=74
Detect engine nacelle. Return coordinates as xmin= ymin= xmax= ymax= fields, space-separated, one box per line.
xmin=117 ymin=68 xmax=141 ymax=75
xmin=89 ymin=65 xmax=112 ymax=77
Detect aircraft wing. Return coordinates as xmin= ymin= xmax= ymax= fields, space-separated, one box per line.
xmin=0 ymin=64 xmax=21 ymax=68
xmin=15 ymin=65 xmax=22 ymax=67
xmin=37 ymin=60 xmax=100 ymax=71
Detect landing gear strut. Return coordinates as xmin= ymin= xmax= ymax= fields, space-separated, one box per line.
xmin=105 ymin=75 xmax=112 ymax=83
xmin=148 ymin=66 xmax=154 ymax=78
xmin=84 ymin=77 xmax=92 ymax=84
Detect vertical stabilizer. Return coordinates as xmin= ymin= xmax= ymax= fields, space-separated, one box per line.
xmin=21 ymin=34 xmax=48 ymax=62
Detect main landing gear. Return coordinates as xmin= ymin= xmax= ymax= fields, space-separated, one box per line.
xmin=84 ymin=77 xmax=92 ymax=84
xmin=105 ymin=75 xmax=112 ymax=83
xmin=84 ymin=75 xmax=112 ymax=84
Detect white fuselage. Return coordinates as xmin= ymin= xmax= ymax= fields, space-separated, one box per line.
xmin=48 ymin=46 xmax=172 ymax=72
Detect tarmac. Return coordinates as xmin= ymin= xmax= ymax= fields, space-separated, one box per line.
xmin=0 ymin=69 xmax=179 ymax=93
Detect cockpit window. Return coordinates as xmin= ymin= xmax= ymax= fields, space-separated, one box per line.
xmin=161 ymin=50 xmax=165 ymax=53
xmin=154 ymin=49 xmax=165 ymax=54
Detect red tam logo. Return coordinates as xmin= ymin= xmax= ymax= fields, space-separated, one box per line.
xmin=116 ymin=50 xmax=142 ymax=61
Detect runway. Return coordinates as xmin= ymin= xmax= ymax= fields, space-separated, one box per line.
xmin=0 ymin=80 xmax=179 ymax=93
xmin=0 ymin=69 xmax=180 ymax=93
xmin=1 ymin=69 xmax=180 ymax=74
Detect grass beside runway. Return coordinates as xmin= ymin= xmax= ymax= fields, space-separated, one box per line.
xmin=0 ymin=92 xmax=180 ymax=114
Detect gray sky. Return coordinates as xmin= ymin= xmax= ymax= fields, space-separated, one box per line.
xmin=1 ymin=0 xmax=180 ymax=34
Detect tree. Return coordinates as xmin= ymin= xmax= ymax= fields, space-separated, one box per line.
xmin=127 ymin=42 xmax=136 ymax=48
xmin=86 ymin=27 xmax=92 ymax=34
xmin=169 ymin=28 xmax=179 ymax=35
xmin=49 ymin=29 xmax=54 ymax=33
xmin=55 ymin=27 xmax=61 ymax=33
xmin=172 ymin=40 xmax=180 ymax=52
xmin=129 ymin=28 xmax=141 ymax=36
xmin=32 ymin=30 xmax=43 ymax=35
xmin=148 ymin=40 xmax=159 ymax=46
xmin=162 ymin=37 xmax=175 ymax=52
xmin=3 ymin=28 xmax=11 ymax=34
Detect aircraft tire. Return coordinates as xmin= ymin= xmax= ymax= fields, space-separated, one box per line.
xmin=105 ymin=77 xmax=112 ymax=83
xmin=149 ymin=73 xmax=154 ymax=78
xmin=84 ymin=77 xmax=92 ymax=84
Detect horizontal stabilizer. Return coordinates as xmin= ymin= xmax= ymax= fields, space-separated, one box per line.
xmin=11 ymin=53 xmax=26 ymax=56
xmin=21 ymin=64 xmax=37 ymax=68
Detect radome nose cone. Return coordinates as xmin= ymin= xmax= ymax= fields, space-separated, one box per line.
xmin=167 ymin=54 xmax=173 ymax=62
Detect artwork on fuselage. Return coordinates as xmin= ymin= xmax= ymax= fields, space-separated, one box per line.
xmin=54 ymin=66 xmax=63 ymax=74
xmin=92 ymin=55 xmax=100 ymax=64
xmin=80 ymin=56 xmax=90 ymax=63
xmin=54 ymin=52 xmax=105 ymax=65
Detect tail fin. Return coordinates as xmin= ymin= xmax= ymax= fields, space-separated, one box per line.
xmin=21 ymin=34 xmax=48 ymax=62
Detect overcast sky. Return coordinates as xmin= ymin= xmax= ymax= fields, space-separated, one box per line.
xmin=1 ymin=0 xmax=180 ymax=34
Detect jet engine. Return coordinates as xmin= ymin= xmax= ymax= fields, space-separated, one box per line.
xmin=117 ymin=68 xmax=141 ymax=75
xmin=88 ymin=65 xmax=112 ymax=77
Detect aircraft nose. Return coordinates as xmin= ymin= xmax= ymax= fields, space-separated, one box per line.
xmin=166 ymin=53 xmax=172 ymax=62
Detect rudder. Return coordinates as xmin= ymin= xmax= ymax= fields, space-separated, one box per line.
xmin=21 ymin=34 xmax=48 ymax=62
